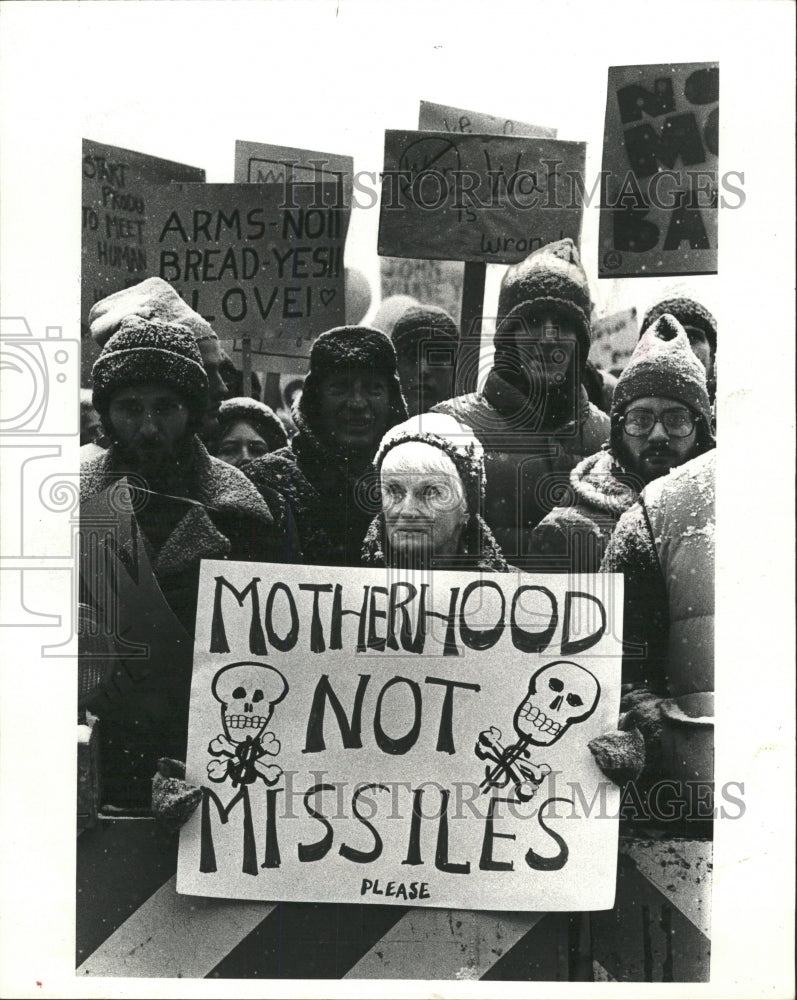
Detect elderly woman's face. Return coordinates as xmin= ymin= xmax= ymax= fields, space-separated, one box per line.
xmin=381 ymin=443 xmax=468 ymax=560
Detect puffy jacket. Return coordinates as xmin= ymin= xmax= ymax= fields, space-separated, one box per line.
xmin=528 ymin=448 xmax=640 ymax=573
xmin=434 ymin=378 xmax=610 ymax=567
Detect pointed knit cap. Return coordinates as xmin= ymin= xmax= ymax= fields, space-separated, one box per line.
xmin=611 ymin=313 xmax=711 ymax=427
xmin=88 ymin=277 xmax=218 ymax=348
xmin=640 ymin=296 xmax=717 ymax=354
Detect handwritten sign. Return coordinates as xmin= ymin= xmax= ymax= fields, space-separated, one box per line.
xmin=234 ymin=139 xmax=353 ymax=208
xmin=379 ymin=257 xmax=464 ymax=325
xmin=81 ymin=139 xmax=205 ymax=382
xmin=588 ymin=308 xmax=639 ymax=374
xmin=599 ymin=63 xmax=719 ymax=278
xmin=146 ymin=183 xmax=349 ymax=373
xmin=178 ymin=562 xmax=622 ymax=911
xmin=378 ymin=131 xmax=585 ymax=264
xmin=419 ymin=100 xmax=557 ymax=138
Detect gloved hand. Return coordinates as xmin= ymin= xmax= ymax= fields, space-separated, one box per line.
xmin=151 ymin=758 xmax=202 ymax=832
xmin=588 ymin=689 xmax=666 ymax=786
xmin=88 ymin=277 xmax=217 ymax=348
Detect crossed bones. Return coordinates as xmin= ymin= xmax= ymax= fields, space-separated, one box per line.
xmin=207 ymin=731 xmax=282 ymax=787
xmin=475 ymin=727 xmax=551 ymax=802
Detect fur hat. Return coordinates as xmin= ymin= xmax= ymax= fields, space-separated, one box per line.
xmin=391 ymin=305 xmax=460 ymax=352
xmin=640 ymin=296 xmax=716 ymax=355
xmin=88 ymin=277 xmax=218 ymax=348
xmin=91 ymin=316 xmax=209 ymax=421
xmin=297 ymin=325 xmax=408 ymax=435
xmin=375 ymin=412 xmax=485 ymax=518
xmin=495 ymin=239 xmax=592 ymax=365
xmin=611 ymin=314 xmax=713 ymax=445
xmin=217 ymin=397 xmax=288 ymax=452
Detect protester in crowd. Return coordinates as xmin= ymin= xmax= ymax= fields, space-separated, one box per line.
xmin=433 ymin=239 xmax=610 ymax=566
xmin=79 ymin=318 xmax=291 ymax=807
xmin=589 ymin=450 xmax=716 ymax=826
xmin=87 ymin=276 xmax=229 ymax=441
xmin=390 ymin=304 xmax=460 ymax=417
xmin=241 ymin=326 xmax=408 ymax=565
xmin=583 ymin=358 xmax=617 ymax=415
xmin=362 ymin=412 xmax=509 ymax=571
xmin=214 ymin=396 xmax=288 ymax=469
xmin=371 ymin=293 xmax=419 ymax=336
xmin=218 ymin=349 xmax=262 ymax=401
xmin=80 ymin=388 xmax=103 ymax=446
xmin=639 ymin=294 xmax=717 ymax=402
xmin=529 ymin=314 xmax=715 ymax=572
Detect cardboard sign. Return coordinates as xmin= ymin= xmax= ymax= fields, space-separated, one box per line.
xmin=599 ymin=63 xmax=719 ymax=278
xmin=81 ymin=139 xmax=205 ymax=382
xmin=234 ymin=139 xmax=353 ymax=207
xmin=588 ymin=307 xmax=640 ymax=374
xmin=378 ymin=131 xmax=585 ymax=264
xmin=146 ymin=183 xmax=349 ymax=372
xmin=178 ymin=561 xmax=623 ymax=911
xmin=379 ymin=257 xmax=464 ymax=325
xmin=419 ymin=100 xmax=557 ymax=138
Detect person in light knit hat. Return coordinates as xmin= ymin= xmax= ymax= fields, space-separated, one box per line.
xmin=362 ymin=412 xmax=508 ymax=571
xmin=433 ymin=239 xmax=610 ymax=566
xmin=390 ymin=304 xmax=460 ymax=417
xmin=529 ymin=313 xmax=714 ymax=573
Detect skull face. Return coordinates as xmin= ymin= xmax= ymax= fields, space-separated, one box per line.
xmin=211 ymin=661 xmax=288 ymax=745
xmin=513 ymin=660 xmax=600 ymax=746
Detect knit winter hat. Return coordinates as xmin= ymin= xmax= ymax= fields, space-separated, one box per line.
xmin=375 ymin=412 xmax=485 ymax=519
xmin=91 ymin=316 xmax=209 ymax=420
xmin=391 ymin=305 xmax=460 ymax=352
xmin=298 ymin=325 xmax=408 ymax=435
xmin=640 ymin=296 xmax=717 ymax=355
xmin=611 ymin=314 xmax=712 ymax=431
xmin=217 ymin=397 xmax=288 ymax=453
xmin=495 ymin=238 xmax=593 ymax=363
xmin=88 ymin=277 xmax=218 ymax=348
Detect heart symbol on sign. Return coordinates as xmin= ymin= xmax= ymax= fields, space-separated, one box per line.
xmin=320 ymin=289 xmax=336 ymax=307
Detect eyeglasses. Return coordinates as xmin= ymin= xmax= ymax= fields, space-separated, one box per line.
xmin=621 ymin=408 xmax=696 ymax=438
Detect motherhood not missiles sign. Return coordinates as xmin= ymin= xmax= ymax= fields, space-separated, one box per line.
xmin=147 ymin=183 xmax=348 ymax=371
xmin=178 ymin=562 xmax=623 ymax=911
xmin=599 ymin=63 xmax=720 ymax=278
xmin=378 ymin=131 xmax=585 ymax=264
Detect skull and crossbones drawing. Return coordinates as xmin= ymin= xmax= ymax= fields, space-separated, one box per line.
xmin=476 ymin=660 xmax=600 ymax=802
xmin=207 ymin=661 xmax=288 ymax=787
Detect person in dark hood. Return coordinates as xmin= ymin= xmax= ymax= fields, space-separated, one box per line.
xmin=390 ymin=304 xmax=460 ymax=416
xmin=214 ymin=396 xmax=288 ymax=469
xmin=639 ymin=294 xmax=717 ymax=403
xmin=433 ymin=239 xmax=610 ymax=567
xmin=362 ymin=413 xmax=508 ymax=572
xmin=529 ymin=314 xmax=715 ymax=572
xmin=79 ymin=317 xmax=289 ymax=807
xmin=241 ymin=326 xmax=408 ymax=565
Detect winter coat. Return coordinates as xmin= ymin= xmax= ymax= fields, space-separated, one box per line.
xmin=433 ymin=377 xmax=610 ymax=567
xmin=528 ymin=448 xmax=640 ymax=573
xmin=361 ymin=512 xmax=510 ymax=573
xmin=79 ymin=437 xmax=291 ymax=807
xmin=601 ymin=450 xmax=715 ymax=695
xmin=241 ymin=426 xmax=381 ymax=567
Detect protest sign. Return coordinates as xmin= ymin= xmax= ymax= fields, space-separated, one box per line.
xmin=234 ymin=139 xmax=353 ymax=207
xmin=379 ymin=257 xmax=464 ymax=325
xmin=588 ymin=307 xmax=640 ymax=374
xmin=178 ymin=561 xmax=623 ymax=911
xmin=378 ymin=131 xmax=585 ymax=264
xmin=81 ymin=139 xmax=205 ymax=382
xmin=146 ymin=183 xmax=349 ymax=372
xmin=599 ymin=63 xmax=719 ymax=278
xmin=419 ymin=100 xmax=557 ymax=138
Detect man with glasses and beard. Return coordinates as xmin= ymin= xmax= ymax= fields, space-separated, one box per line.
xmin=529 ymin=313 xmax=714 ymax=573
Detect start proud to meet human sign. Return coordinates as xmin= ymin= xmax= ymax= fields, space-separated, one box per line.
xmin=178 ymin=562 xmax=623 ymax=911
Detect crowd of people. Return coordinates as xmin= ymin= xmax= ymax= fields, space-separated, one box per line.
xmin=78 ymin=238 xmax=716 ymax=827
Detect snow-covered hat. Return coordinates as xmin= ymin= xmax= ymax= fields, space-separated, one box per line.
xmin=640 ymin=296 xmax=716 ymax=355
xmin=297 ymin=325 xmax=408 ymax=435
xmin=217 ymin=397 xmax=288 ymax=452
xmin=88 ymin=277 xmax=218 ymax=348
xmin=91 ymin=316 xmax=208 ymax=421
xmin=375 ymin=412 xmax=485 ymax=518
xmin=612 ymin=314 xmax=712 ymax=431
xmin=390 ymin=305 xmax=460 ymax=351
